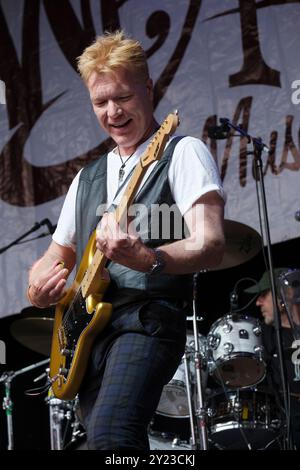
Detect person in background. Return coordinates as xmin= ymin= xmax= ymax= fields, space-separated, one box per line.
xmin=245 ymin=267 xmax=300 ymax=449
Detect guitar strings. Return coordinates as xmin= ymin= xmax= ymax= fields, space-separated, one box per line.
xmin=61 ymin=285 xmax=83 ymax=330
xmin=60 ymin=119 xmax=170 ymax=332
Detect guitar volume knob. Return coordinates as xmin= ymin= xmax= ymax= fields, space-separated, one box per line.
xmin=59 ymin=367 xmax=69 ymax=377
xmin=61 ymin=348 xmax=72 ymax=357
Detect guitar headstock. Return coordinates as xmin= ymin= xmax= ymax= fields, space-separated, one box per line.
xmin=160 ymin=110 xmax=180 ymax=134
xmin=140 ymin=110 xmax=180 ymax=167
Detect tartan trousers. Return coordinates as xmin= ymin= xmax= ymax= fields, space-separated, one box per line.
xmin=78 ymin=299 xmax=187 ymax=450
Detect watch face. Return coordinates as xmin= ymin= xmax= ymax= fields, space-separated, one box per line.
xmin=149 ymin=249 xmax=165 ymax=275
xmin=151 ymin=262 xmax=161 ymax=274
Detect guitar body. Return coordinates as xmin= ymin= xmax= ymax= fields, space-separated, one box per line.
xmin=50 ymin=231 xmax=112 ymax=400
xmin=49 ymin=111 xmax=179 ymax=400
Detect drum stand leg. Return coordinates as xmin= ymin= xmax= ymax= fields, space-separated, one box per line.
xmin=1 ymin=373 xmax=14 ymax=450
xmin=69 ymin=397 xmax=82 ymax=444
xmin=182 ymin=352 xmax=197 ymax=448
xmin=190 ymin=272 xmax=209 ymax=450
xmin=48 ymin=389 xmax=65 ymax=450
xmin=0 ymin=358 xmax=49 ymax=450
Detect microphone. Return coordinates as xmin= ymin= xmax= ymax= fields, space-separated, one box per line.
xmin=207 ymin=122 xmax=231 ymax=140
xmin=295 ymin=211 xmax=300 ymax=222
xmin=208 ymin=119 xmax=270 ymax=154
xmin=38 ymin=218 xmax=57 ymax=234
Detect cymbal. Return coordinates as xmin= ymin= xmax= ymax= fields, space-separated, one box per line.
xmin=212 ymin=220 xmax=262 ymax=270
xmin=10 ymin=317 xmax=54 ymax=356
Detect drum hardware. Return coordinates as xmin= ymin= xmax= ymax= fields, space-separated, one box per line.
xmin=188 ymin=272 xmax=209 ymax=450
xmin=47 ymin=388 xmax=82 ymax=450
xmin=0 ymin=358 xmax=50 ymax=450
xmin=183 ymin=348 xmax=196 ymax=446
xmin=47 ymin=390 xmax=68 ymax=450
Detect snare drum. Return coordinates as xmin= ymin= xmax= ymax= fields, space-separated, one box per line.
xmin=207 ymin=314 xmax=265 ymax=388
xmin=207 ymin=388 xmax=282 ymax=449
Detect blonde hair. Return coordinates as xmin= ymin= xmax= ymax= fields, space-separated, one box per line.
xmin=77 ymin=30 xmax=149 ymax=83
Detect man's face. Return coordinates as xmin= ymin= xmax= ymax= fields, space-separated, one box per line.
xmin=256 ymin=289 xmax=275 ymax=325
xmin=87 ymin=67 xmax=154 ymax=155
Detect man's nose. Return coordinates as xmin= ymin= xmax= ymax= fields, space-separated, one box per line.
xmin=107 ymin=101 xmax=121 ymax=118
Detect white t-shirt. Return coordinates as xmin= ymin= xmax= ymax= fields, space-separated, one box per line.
xmin=53 ymin=135 xmax=225 ymax=251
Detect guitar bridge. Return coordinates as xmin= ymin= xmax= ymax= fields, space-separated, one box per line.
xmin=58 ymin=326 xmax=67 ymax=351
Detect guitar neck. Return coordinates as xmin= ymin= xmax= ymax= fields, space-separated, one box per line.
xmin=80 ymin=113 xmax=178 ymax=298
xmin=81 ymin=160 xmax=149 ymax=298
xmin=115 ymin=132 xmax=170 ymax=225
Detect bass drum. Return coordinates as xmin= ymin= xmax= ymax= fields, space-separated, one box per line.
xmin=207 ymin=388 xmax=282 ymax=450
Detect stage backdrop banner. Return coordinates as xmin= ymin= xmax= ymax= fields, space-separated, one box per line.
xmin=0 ymin=0 xmax=299 ymax=318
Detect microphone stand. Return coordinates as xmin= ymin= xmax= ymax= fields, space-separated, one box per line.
xmin=190 ymin=272 xmax=209 ymax=450
xmin=0 ymin=359 xmax=50 ymax=450
xmin=219 ymin=118 xmax=291 ymax=449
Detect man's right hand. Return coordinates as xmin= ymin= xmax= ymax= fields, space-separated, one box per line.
xmin=28 ymin=259 xmax=69 ymax=308
xmin=27 ymin=241 xmax=76 ymax=308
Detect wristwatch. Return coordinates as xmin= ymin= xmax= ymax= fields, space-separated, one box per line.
xmin=148 ymin=248 xmax=166 ymax=275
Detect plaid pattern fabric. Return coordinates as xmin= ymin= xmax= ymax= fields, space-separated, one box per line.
xmin=78 ymin=299 xmax=187 ymax=450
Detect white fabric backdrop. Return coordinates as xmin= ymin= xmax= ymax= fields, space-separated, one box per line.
xmin=0 ymin=0 xmax=299 ymax=317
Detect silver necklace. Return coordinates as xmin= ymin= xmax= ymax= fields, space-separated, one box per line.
xmin=118 ymin=147 xmax=134 ymax=183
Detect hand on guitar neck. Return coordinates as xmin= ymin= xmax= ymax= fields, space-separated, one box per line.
xmin=96 ymin=211 xmax=156 ymax=273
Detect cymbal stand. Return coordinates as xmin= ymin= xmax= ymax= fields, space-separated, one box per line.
xmin=0 ymin=372 xmax=14 ymax=450
xmin=190 ymin=272 xmax=209 ymax=450
xmin=47 ymin=387 xmax=75 ymax=450
xmin=0 ymin=358 xmax=49 ymax=450
xmin=47 ymin=389 xmax=65 ymax=450
xmin=182 ymin=348 xmax=196 ymax=448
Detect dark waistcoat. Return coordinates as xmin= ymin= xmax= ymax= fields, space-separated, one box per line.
xmin=75 ymin=137 xmax=192 ymax=303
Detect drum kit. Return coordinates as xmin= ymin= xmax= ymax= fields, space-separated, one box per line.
xmin=148 ymin=220 xmax=284 ymax=451
xmin=149 ymin=312 xmax=283 ymax=451
xmin=0 ymin=220 xmax=289 ymax=450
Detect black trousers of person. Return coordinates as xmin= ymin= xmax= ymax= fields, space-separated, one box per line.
xmin=78 ymin=299 xmax=187 ymax=450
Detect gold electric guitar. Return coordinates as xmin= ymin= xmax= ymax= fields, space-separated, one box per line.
xmin=49 ymin=111 xmax=179 ymax=400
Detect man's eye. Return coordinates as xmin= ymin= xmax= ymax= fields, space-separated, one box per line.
xmin=119 ymin=95 xmax=131 ymax=102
